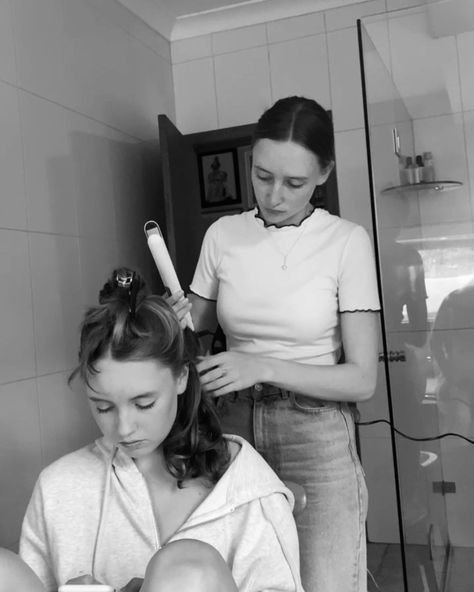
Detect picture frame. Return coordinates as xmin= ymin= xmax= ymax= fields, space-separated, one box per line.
xmin=198 ymin=149 xmax=241 ymax=212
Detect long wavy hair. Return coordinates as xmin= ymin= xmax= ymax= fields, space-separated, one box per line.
xmin=70 ymin=267 xmax=230 ymax=487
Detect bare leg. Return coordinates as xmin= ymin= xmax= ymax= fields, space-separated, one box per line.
xmin=141 ymin=539 xmax=238 ymax=592
xmin=0 ymin=548 xmax=45 ymax=592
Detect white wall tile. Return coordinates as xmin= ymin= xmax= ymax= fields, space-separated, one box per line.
xmin=0 ymin=82 xmax=26 ymax=230
xmin=334 ymin=128 xmax=373 ymax=229
xmin=109 ymin=138 xmax=147 ymax=242
xmin=19 ymin=92 xmax=78 ymax=235
xmin=215 ymin=47 xmax=271 ymax=127
xmin=67 ymin=112 xmax=117 ymax=240
xmin=0 ymin=230 xmax=36 ymax=384
xmin=267 ymin=12 xmax=325 ymax=44
xmin=174 ymin=58 xmax=218 ymax=133
xmin=457 ymin=30 xmax=474 ymax=112
xmin=37 ymin=372 xmax=101 ymax=467
xmin=29 ymin=233 xmax=83 ymax=376
xmin=171 ymin=35 xmax=212 ymax=64
xmin=386 ymin=0 xmax=424 ymax=10
xmin=327 ymin=27 xmax=364 ymax=131
xmin=79 ymin=237 xmax=118 ymax=306
xmin=119 ymin=3 xmax=171 ymax=61
xmin=269 ymin=34 xmax=330 ymax=107
xmin=325 ymin=0 xmax=386 ymax=32
xmin=389 ymin=11 xmax=462 ymax=119
xmin=0 ymin=0 xmax=16 ymax=84
xmin=128 ymin=36 xmax=175 ymax=140
xmin=414 ymin=114 xmax=471 ymax=226
xmin=12 ymin=0 xmax=66 ymax=102
xmin=212 ymin=24 xmax=266 ymax=55
xmin=0 ymin=379 xmax=42 ymax=551
xmin=363 ymin=15 xmax=392 ymax=75
xmin=60 ymin=1 xmax=131 ymax=132
xmin=461 ymin=110 xmax=474 ymax=222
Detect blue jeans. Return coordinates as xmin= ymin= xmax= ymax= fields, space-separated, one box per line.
xmin=215 ymin=383 xmax=368 ymax=592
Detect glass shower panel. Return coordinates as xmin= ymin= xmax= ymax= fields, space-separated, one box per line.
xmin=358 ymin=14 xmax=451 ymax=592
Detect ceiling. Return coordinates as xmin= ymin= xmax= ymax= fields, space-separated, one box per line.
xmin=117 ymin=0 xmax=367 ymax=41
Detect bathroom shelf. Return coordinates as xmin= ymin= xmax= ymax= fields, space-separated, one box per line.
xmin=381 ymin=180 xmax=463 ymax=195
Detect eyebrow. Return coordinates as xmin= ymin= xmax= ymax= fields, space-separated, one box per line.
xmin=88 ymin=392 xmax=156 ymax=403
xmin=254 ymin=165 xmax=308 ymax=181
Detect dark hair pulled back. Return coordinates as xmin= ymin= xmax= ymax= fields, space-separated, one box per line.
xmin=252 ymin=96 xmax=334 ymax=169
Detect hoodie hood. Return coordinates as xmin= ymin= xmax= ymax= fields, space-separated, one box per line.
xmin=94 ymin=434 xmax=294 ymax=532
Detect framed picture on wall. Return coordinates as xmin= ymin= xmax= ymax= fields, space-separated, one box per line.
xmin=198 ymin=149 xmax=241 ymax=212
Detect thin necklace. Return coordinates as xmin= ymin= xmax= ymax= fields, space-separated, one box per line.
xmin=266 ymin=206 xmax=312 ymax=270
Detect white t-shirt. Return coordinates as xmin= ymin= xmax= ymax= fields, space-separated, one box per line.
xmin=190 ymin=208 xmax=380 ymax=365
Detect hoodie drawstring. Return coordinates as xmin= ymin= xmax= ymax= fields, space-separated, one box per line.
xmin=91 ymin=446 xmax=116 ymax=579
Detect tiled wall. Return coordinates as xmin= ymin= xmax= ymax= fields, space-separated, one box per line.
xmin=0 ymin=0 xmax=174 ymax=550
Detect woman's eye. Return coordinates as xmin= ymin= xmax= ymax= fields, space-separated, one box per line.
xmin=287 ymin=181 xmax=304 ymax=189
xmin=96 ymin=406 xmax=113 ymax=414
xmin=136 ymin=401 xmax=156 ymax=411
xmin=256 ymin=174 xmax=272 ymax=183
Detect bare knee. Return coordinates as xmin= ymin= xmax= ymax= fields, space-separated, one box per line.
xmin=0 ymin=549 xmax=45 ymax=592
xmin=142 ymin=539 xmax=237 ymax=592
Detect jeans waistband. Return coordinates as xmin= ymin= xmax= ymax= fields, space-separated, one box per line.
xmin=227 ymin=383 xmax=340 ymax=407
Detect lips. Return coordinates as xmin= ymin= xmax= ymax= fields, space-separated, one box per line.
xmin=120 ymin=439 xmax=145 ymax=448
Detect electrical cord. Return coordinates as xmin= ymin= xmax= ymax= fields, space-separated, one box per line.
xmin=356 ymin=418 xmax=474 ymax=445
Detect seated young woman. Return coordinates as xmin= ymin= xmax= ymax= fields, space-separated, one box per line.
xmin=1 ymin=268 xmax=303 ymax=592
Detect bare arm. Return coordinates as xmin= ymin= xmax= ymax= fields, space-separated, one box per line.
xmin=198 ymin=311 xmax=379 ymax=403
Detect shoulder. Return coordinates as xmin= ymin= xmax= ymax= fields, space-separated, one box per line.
xmin=37 ymin=442 xmax=102 ymax=491
xmin=210 ymin=210 xmax=255 ymax=235
xmin=309 ymin=209 xmax=364 ymax=240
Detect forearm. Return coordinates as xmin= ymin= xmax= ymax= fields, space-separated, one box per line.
xmin=259 ymin=357 xmax=377 ymax=403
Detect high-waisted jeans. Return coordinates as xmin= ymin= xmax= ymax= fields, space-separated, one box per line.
xmin=215 ymin=383 xmax=368 ymax=592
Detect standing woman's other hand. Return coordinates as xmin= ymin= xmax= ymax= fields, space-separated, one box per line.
xmin=164 ymin=289 xmax=192 ymax=328
xmin=197 ymin=352 xmax=269 ymax=397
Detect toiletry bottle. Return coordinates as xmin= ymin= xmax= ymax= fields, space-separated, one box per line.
xmin=415 ymin=155 xmax=424 ymax=183
xmin=405 ymin=156 xmax=416 ymax=184
xmin=398 ymin=156 xmax=408 ymax=185
xmin=423 ymin=151 xmax=435 ymax=182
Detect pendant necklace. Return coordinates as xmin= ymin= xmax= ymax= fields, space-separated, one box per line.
xmin=267 ymin=222 xmax=308 ymax=271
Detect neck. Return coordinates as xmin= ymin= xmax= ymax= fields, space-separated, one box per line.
xmin=258 ymin=203 xmax=314 ymax=228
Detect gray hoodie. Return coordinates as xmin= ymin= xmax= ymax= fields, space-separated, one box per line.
xmin=20 ymin=434 xmax=304 ymax=591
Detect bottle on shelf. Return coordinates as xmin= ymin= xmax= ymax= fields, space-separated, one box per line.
xmin=413 ymin=155 xmax=422 ymax=184
xmin=416 ymin=155 xmax=424 ymax=183
xmin=422 ymin=151 xmax=435 ymax=182
xmin=405 ymin=156 xmax=416 ymax=184
xmin=398 ymin=155 xmax=409 ymax=185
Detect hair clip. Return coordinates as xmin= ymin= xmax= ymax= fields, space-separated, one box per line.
xmin=115 ymin=269 xmax=138 ymax=316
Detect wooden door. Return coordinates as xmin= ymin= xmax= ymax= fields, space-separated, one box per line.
xmin=158 ymin=115 xmax=203 ymax=290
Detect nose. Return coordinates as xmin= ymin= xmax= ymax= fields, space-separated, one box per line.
xmin=266 ymin=181 xmax=283 ymax=207
xmin=116 ymin=409 xmax=136 ymax=441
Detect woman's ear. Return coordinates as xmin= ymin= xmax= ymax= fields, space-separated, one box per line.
xmin=176 ymin=365 xmax=189 ymax=396
xmin=317 ymin=160 xmax=335 ymax=185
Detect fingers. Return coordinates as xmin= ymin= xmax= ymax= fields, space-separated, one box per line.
xmin=197 ymin=354 xmax=234 ymax=394
xmin=164 ymin=290 xmax=192 ymax=325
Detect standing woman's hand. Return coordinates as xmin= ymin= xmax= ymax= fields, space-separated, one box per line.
xmin=197 ymin=352 xmax=269 ymax=397
xmin=164 ymin=290 xmax=192 ymax=328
